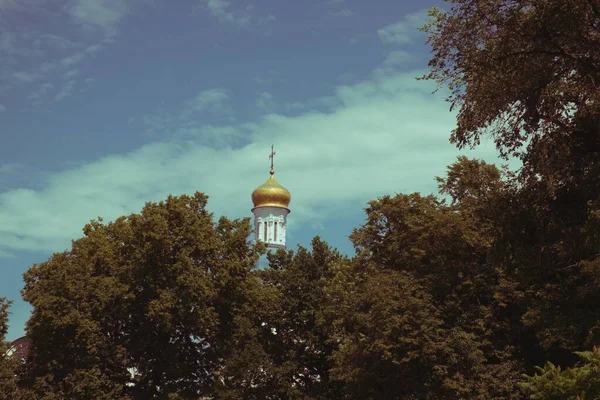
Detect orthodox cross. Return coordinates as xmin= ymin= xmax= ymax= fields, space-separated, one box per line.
xmin=269 ymin=144 xmax=276 ymax=172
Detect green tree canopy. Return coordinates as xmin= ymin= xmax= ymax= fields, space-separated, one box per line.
xmin=335 ymin=158 xmax=521 ymax=399
xmin=20 ymin=192 xmax=267 ymax=399
xmin=521 ymin=346 xmax=600 ymax=400
xmin=423 ymin=0 xmax=600 ymax=372
xmin=422 ymin=0 xmax=600 ymax=172
xmin=0 ymin=298 xmax=20 ymax=398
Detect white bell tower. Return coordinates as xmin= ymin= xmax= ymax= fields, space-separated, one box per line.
xmin=253 ymin=207 xmax=289 ymax=249
xmin=251 ymin=145 xmax=291 ymax=251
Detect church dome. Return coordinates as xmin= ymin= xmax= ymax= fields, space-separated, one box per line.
xmin=252 ymin=170 xmax=291 ymax=210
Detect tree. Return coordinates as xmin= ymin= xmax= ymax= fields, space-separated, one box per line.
xmin=521 ymin=346 xmax=600 ymax=400
xmin=20 ymin=192 xmax=267 ymax=399
xmin=326 ymin=265 xmax=448 ymax=400
xmin=423 ymin=0 xmax=600 ymax=370
xmin=340 ymin=163 xmax=522 ymax=399
xmin=422 ymin=0 xmax=600 ymax=174
xmin=0 ymin=298 xmax=20 ymax=398
xmin=253 ymin=237 xmax=348 ymax=399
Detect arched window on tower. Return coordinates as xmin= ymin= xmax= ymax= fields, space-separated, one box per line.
xmin=274 ymin=222 xmax=277 ymax=241
xmin=264 ymin=221 xmax=267 ymax=241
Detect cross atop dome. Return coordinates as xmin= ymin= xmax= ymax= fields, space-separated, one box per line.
xmin=269 ymin=144 xmax=276 ymax=174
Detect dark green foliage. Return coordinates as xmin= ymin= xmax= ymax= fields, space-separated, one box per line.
xmin=5 ymin=1 xmax=600 ymax=398
xmin=0 ymin=298 xmax=19 ymax=398
xmin=344 ymin=165 xmax=521 ymax=399
xmin=327 ymin=267 xmax=446 ymax=399
xmin=521 ymin=347 xmax=600 ymax=400
xmin=10 ymin=156 xmax=597 ymax=399
xmin=20 ymin=193 xmax=265 ymax=399
xmin=255 ymin=237 xmax=348 ymax=399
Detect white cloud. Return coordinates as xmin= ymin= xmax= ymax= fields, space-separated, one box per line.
xmin=34 ymin=34 xmax=77 ymax=50
xmin=285 ymin=95 xmax=339 ymax=114
xmin=206 ymin=0 xmax=251 ymax=26
xmin=0 ymin=104 xmax=5 ymax=112
xmin=0 ymin=163 xmax=23 ymax=174
xmin=85 ymin=44 xmax=104 ymax=54
xmin=0 ymin=0 xmax=119 ymax=105
xmin=0 ymin=31 xmax=16 ymax=53
xmin=60 ymin=52 xmax=86 ymax=67
xmin=54 ymin=79 xmax=77 ymax=101
xmin=382 ymin=50 xmax=411 ymax=66
xmin=68 ymin=0 xmax=129 ymax=37
xmin=254 ymin=71 xmax=284 ymax=85
xmin=187 ymin=88 xmax=230 ymax=113
xmin=142 ymin=89 xmax=233 ymax=136
xmin=258 ymin=14 xmax=276 ymax=24
xmin=27 ymin=82 xmax=54 ymax=100
xmin=79 ymin=77 xmax=95 ymax=93
xmin=0 ymin=56 xmax=513 ymax=258
xmin=12 ymin=71 xmax=42 ymax=83
xmin=372 ymin=50 xmax=412 ymax=79
xmin=331 ymin=9 xmax=354 ymax=17
xmin=254 ymin=77 xmax=272 ymax=85
xmin=256 ymin=91 xmax=276 ymax=113
xmin=377 ymin=10 xmax=429 ymax=45
xmin=63 ymin=69 xmax=81 ymax=79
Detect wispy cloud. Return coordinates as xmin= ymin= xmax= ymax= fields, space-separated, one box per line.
xmin=346 ymin=32 xmax=368 ymax=46
xmin=0 ymin=58 xmax=510 ymax=258
xmin=63 ymin=69 xmax=80 ymax=79
xmin=187 ymin=88 xmax=230 ymax=113
xmin=1 ymin=0 xmax=128 ymax=103
xmin=85 ymin=44 xmax=104 ymax=54
xmin=0 ymin=163 xmax=43 ymax=192
xmin=0 ymin=31 xmax=16 ymax=52
xmin=60 ymin=52 xmax=86 ymax=68
xmin=285 ymin=95 xmax=339 ymax=114
xmin=256 ymin=91 xmax=276 ymax=113
xmin=12 ymin=71 xmax=42 ymax=83
xmin=331 ymin=9 xmax=354 ymax=17
xmin=206 ymin=0 xmax=252 ymax=26
xmin=34 ymin=34 xmax=77 ymax=51
xmin=27 ymin=82 xmax=54 ymax=101
xmin=254 ymin=71 xmax=285 ymax=86
xmin=0 ymin=104 xmax=6 ymax=112
xmin=54 ymin=79 xmax=77 ymax=101
xmin=373 ymin=50 xmax=412 ymax=78
xmin=142 ymin=89 xmax=234 ymax=136
xmin=67 ymin=0 xmax=129 ymax=38
xmin=79 ymin=77 xmax=96 ymax=94
xmin=377 ymin=10 xmax=429 ymax=45
xmin=258 ymin=14 xmax=276 ymax=24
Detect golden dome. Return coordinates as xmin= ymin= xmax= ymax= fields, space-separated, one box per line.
xmin=251 ymin=170 xmax=291 ymax=210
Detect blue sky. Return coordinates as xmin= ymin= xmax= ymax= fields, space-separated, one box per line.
xmin=0 ymin=0 xmax=509 ymax=341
